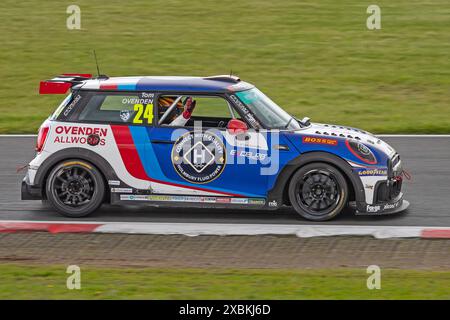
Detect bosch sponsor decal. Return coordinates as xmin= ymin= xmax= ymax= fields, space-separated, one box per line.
xmin=172 ymin=131 xmax=226 ymax=184
xmin=229 ymin=95 xmax=261 ymax=129
xmin=63 ymin=94 xmax=82 ymax=117
xmin=119 ymin=194 xmax=264 ymax=205
xmin=357 ymin=168 xmax=388 ymax=176
xmin=53 ymin=126 xmax=107 ymax=145
xmin=302 ymin=136 xmax=338 ymax=146
xmin=108 ymin=180 xmax=121 ymax=186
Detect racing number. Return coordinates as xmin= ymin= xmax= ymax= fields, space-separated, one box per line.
xmin=133 ymin=104 xmax=154 ymax=124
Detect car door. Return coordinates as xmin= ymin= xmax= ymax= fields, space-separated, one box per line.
xmin=145 ymin=93 xmax=270 ymax=198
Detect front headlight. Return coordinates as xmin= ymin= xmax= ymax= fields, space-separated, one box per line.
xmin=345 ymin=140 xmax=377 ymax=164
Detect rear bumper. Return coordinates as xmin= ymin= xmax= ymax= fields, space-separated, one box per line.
xmin=21 ymin=176 xmax=43 ymax=200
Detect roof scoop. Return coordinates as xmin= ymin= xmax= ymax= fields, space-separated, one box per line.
xmin=204 ymin=75 xmax=240 ymax=83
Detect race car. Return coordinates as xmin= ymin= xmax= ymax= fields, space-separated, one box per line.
xmin=21 ymin=73 xmax=409 ymax=221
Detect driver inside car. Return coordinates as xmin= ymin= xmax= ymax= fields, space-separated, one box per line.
xmin=169 ymin=96 xmax=196 ymax=126
xmin=159 ymin=96 xmax=196 ymax=126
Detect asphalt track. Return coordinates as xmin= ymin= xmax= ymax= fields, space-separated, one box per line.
xmin=0 ymin=136 xmax=449 ymax=226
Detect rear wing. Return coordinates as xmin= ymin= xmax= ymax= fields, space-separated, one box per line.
xmin=39 ymin=74 xmax=93 ymax=94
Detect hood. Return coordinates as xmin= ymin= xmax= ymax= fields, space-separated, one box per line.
xmin=295 ymin=122 xmax=396 ymax=157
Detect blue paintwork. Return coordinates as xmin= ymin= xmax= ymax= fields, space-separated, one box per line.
xmin=111 ymin=77 xmax=392 ymax=199
xmin=128 ymin=124 xmax=389 ymax=198
xmin=133 ymin=77 xmax=254 ymax=93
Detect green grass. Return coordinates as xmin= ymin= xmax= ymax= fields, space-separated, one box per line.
xmin=0 ymin=0 xmax=449 ymax=133
xmin=0 ymin=264 xmax=449 ymax=299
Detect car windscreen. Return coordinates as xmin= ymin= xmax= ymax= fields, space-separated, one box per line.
xmin=235 ymin=88 xmax=301 ymax=130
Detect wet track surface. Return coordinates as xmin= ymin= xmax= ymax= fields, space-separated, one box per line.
xmin=0 ymin=136 xmax=449 ymax=226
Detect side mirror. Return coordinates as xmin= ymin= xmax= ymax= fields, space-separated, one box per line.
xmin=227 ymin=119 xmax=248 ymax=134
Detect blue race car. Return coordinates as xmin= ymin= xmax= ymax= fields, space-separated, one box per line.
xmin=21 ymin=74 xmax=409 ymax=221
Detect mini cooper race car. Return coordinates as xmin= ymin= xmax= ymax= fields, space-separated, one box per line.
xmin=21 ymin=74 xmax=409 ymax=221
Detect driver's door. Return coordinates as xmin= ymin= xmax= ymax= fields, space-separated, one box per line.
xmin=145 ymin=94 xmax=270 ymax=198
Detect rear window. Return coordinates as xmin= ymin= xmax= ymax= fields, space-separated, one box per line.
xmin=78 ymin=92 xmax=155 ymax=124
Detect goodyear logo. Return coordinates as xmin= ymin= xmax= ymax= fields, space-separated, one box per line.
xmin=302 ymin=136 xmax=338 ymax=146
xmin=358 ymin=169 xmax=387 ymax=176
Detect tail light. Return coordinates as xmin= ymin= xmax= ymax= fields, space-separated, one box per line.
xmin=36 ymin=125 xmax=50 ymax=152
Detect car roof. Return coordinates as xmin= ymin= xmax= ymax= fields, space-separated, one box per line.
xmin=78 ymin=76 xmax=254 ymax=93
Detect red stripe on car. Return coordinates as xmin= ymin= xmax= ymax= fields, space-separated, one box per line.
xmin=110 ymin=125 xmax=242 ymax=197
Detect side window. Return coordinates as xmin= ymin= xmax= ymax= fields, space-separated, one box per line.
xmin=77 ymin=92 xmax=155 ymax=124
xmin=157 ymin=95 xmax=237 ymax=128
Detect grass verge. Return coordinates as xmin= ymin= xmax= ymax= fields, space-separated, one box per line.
xmin=0 ymin=0 xmax=449 ymax=133
xmin=0 ymin=264 xmax=449 ymax=299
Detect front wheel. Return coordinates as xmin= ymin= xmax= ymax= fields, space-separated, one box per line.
xmin=288 ymin=162 xmax=348 ymax=221
xmin=45 ymin=160 xmax=105 ymax=218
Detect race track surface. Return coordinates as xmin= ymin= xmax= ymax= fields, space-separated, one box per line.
xmin=0 ymin=136 xmax=449 ymax=226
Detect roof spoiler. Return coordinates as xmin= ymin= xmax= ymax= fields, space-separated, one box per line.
xmin=39 ymin=73 xmax=93 ymax=94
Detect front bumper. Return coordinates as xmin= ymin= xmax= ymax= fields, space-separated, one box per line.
xmin=354 ymin=194 xmax=410 ymax=215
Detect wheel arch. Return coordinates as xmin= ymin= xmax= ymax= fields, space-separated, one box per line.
xmin=268 ymin=151 xmax=365 ymax=206
xmin=35 ymin=148 xmax=117 ymax=201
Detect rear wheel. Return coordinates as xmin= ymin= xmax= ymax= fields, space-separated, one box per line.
xmin=45 ymin=160 xmax=105 ymax=218
xmin=288 ymin=162 xmax=348 ymax=221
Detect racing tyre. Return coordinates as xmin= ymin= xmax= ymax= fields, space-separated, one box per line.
xmin=288 ymin=162 xmax=348 ymax=221
xmin=46 ymin=160 xmax=105 ymax=218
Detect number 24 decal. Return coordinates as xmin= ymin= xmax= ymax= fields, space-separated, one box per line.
xmin=133 ymin=104 xmax=154 ymax=124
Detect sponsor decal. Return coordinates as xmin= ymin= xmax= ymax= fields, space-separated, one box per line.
xmin=120 ymin=110 xmax=131 ymax=122
xmin=119 ymin=194 xmax=261 ymax=205
xmin=302 ymin=136 xmax=338 ymax=146
xmin=358 ymin=168 xmax=387 ymax=176
xmin=230 ymin=198 xmax=249 ymax=204
xmin=230 ymin=149 xmax=266 ymax=161
xmin=382 ymin=201 xmax=401 ymax=211
xmin=111 ymin=187 xmax=132 ymax=193
xmin=121 ymin=194 xmax=147 ymax=201
xmin=249 ymin=198 xmax=265 ymax=205
xmin=366 ymin=204 xmax=381 ymax=213
xmin=87 ymin=134 xmax=100 ymax=146
xmin=357 ymin=143 xmax=371 ymax=155
xmin=268 ymin=200 xmax=278 ymax=207
xmin=172 ymin=131 xmax=226 ymax=184
xmin=366 ymin=200 xmax=402 ymax=213
xmin=63 ymin=94 xmax=82 ymax=117
xmin=108 ymin=180 xmax=121 ymax=186
xmin=346 ymin=140 xmax=377 ymax=165
xmin=365 ymin=184 xmax=374 ymax=189
xmin=229 ymin=95 xmax=262 ymax=129
xmin=201 ymin=197 xmax=217 ymax=203
xmin=54 ymin=126 xmax=107 ymax=146
xmin=215 ymin=197 xmax=231 ymax=203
